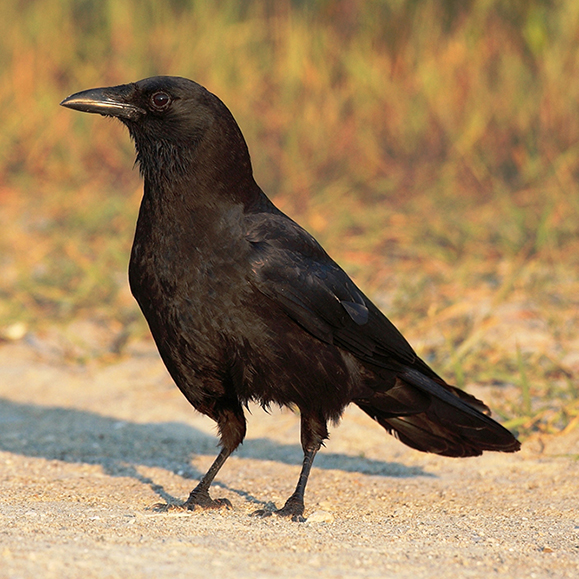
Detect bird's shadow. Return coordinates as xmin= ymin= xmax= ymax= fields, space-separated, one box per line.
xmin=0 ymin=398 xmax=432 ymax=508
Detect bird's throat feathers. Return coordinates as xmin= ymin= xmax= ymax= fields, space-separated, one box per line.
xmin=128 ymin=115 xmax=259 ymax=208
xmin=131 ymin=131 xmax=195 ymax=190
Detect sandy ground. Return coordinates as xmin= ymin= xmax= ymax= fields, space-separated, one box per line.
xmin=0 ymin=338 xmax=578 ymax=579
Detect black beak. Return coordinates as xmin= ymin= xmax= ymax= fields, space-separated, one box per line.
xmin=60 ymin=85 xmax=146 ymax=121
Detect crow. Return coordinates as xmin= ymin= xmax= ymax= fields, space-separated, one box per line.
xmin=61 ymin=77 xmax=520 ymax=520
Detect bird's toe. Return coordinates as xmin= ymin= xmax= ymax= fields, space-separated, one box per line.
xmin=183 ymin=491 xmax=232 ymax=511
xmin=251 ymin=498 xmax=305 ymax=522
xmin=250 ymin=508 xmax=273 ymax=518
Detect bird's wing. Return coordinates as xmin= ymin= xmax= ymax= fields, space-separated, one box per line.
xmin=246 ymin=210 xmax=518 ymax=453
xmin=246 ymin=211 xmax=420 ymax=369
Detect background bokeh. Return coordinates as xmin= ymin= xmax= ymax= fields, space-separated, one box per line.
xmin=1 ymin=0 xmax=578 ymax=436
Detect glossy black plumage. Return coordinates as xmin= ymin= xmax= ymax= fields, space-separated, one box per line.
xmin=61 ymin=77 xmax=520 ymax=519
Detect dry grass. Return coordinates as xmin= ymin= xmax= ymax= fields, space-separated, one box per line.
xmin=1 ymin=0 xmax=578 ymax=436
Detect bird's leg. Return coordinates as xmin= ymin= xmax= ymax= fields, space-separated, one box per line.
xmin=254 ymin=411 xmax=327 ymax=521
xmin=272 ymin=444 xmax=320 ymax=521
xmin=183 ymin=446 xmax=233 ymax=510
xmin=182 ymin=404 xmax=246 ymax=511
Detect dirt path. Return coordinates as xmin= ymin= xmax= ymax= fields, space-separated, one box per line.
xmin=0 ymin=340 xmax=577 ymax=579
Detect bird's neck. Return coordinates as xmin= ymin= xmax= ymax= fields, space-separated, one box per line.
xmin=132 ymin=120 xmax=260 ymax=210
xmin=133 ymin=133 xmax=266 ymax=249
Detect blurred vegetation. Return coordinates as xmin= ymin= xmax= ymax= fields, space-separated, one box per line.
xmin=0 ymin=0 xmax=578 ymax=436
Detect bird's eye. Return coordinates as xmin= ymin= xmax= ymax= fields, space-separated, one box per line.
xmin=150 ymin=92 xmax=171 ymax=110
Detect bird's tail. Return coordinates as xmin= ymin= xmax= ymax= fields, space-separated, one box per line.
xmin=355 ymin=368 xmax=520 ymax=457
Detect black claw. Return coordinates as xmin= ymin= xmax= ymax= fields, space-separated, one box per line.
xmin=275 ymin=495 xmax=305 ymax=518
xmin=251 ymin=508 xmax=273 ymax=518
xmin=150 ymin=502 xmax=175 ymax=512
xmin=250 ymin=499 xmax=305 ymax=522
xmin=273 ymin=505 xmax=305 ymax=521
xmin=183 ymin=490 xmax=232 ymax=511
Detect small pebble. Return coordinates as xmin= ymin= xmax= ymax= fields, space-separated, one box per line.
xmin=306 ymin=510 xmax=334 ymax=524
xmin=1 ymin=322 xmax=27 ymax=341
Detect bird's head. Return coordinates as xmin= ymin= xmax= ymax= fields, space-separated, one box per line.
xmin=61 ymin=76 xmax=255 ymax=199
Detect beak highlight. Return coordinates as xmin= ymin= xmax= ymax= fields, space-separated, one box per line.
xmin=60 ymin=86 xmax=145 ymax=120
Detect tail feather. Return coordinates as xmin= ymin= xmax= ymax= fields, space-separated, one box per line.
xmin=356 ymin=368 xmax=520 ymax=458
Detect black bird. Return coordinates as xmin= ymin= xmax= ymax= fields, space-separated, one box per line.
xmin=61 ymin=77 xmax=520 ymax=520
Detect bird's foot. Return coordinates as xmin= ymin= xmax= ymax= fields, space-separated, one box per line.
xmin=150 ymin=502 xmax=182 ymax=513
xmin=182 ymin=489 xmax=232 ymax=511
xmin=251 ymin=496 xmax=305 ymax=522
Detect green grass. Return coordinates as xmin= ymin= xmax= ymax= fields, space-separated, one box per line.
xmin=1 ymin=0 xmax=578 ymax=437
